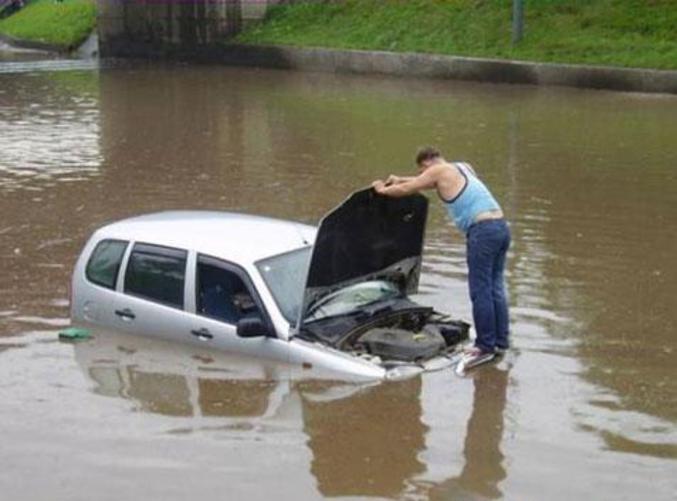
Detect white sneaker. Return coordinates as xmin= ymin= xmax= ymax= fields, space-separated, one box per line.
xmin=456 ymin=346 xmax=495 ymax=374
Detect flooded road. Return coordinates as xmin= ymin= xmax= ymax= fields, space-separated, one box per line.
xmin=1 ymin=59 xmax=676 ymax=500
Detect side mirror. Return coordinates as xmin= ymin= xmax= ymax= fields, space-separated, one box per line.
xmin=236 ymin=317 xmax=273 ymax=338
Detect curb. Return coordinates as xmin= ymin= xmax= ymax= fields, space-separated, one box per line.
xmin=215 ymin=44 xmax=677 ymax=95
xmin=0 ymin=33 xmax=66 ymax=53
xmin=101 ymin=40 xmax=677 ymax=95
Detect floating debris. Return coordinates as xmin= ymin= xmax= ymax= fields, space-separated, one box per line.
xmin=58 ymin=327 xmax=92 ymax=341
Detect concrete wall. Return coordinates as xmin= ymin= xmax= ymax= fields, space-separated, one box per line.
xmin=213 ymin=45 xmax=677 ymax=95
xmin=98 ymin=0 xmax=285 ymax=57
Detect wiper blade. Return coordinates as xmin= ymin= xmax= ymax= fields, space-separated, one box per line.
xmin=304 ymin=308 xmax=366 ymax=325
xmin=308 ymin=302 xmax=394 ymax=324
xmin=363 ymin=303 xmax=393 ymax=317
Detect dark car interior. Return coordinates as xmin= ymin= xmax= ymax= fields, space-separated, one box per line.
xmin=197 ymin=261 xmax=262 ymax=325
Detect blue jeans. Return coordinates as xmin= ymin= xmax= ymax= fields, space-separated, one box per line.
xmin=466 ymin=219 xmax=511 ymax=353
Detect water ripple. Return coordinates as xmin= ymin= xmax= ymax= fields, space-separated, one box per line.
xmin=0 ymin=73 xmax=102 ymax=189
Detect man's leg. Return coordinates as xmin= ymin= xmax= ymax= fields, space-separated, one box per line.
xmin=467 ymin=224 xmax=498 ymax=353
xmin=493 ymin=222 xmax=511 ymax=350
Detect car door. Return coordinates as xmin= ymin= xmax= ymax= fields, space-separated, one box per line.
xmin=113 ymin=242 xmax=192 ymax=343
xmin=189 ymin=254 xmax=290 ymax=364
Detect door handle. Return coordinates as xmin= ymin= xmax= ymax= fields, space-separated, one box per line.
xmin=191 ymin=328 xmax=213 ymax=340
xmin=115 ymin=308 xmax=136 ymax=320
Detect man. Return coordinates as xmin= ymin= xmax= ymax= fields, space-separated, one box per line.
xmin=372 ymin=146 xmax=511 ymax=367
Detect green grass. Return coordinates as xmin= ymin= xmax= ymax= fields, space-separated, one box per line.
xmin=237 ymin=0 xmax=677 ymax=70
xmin=0 ymin=0 xmax=96 ymax=49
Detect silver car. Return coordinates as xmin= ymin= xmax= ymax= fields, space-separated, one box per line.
xmin=71 ymin=188 xmax=469 ymax=380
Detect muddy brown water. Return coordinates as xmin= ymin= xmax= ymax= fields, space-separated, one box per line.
xmin=1 ymin=59 xmax=676 ymax=500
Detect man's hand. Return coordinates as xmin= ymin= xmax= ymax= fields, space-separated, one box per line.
xmin=386 ymin=174 xmax=401 ymax=185
xmin=371 ymin=179 xmax=386 ymax=194
xmin=371 ymin=165 xmax=441 ymax=198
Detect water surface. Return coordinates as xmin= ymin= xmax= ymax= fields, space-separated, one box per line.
xmin=1 ymin=61 xmax=676 ymax=500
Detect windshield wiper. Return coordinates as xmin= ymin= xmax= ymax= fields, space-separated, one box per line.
xmin=366 ymin=304 xmax=393 ymax=316
xmin=305 ymin=299 xmax=398 ymax=325
xmin=304 ymin=308 xmax=367 ymax=325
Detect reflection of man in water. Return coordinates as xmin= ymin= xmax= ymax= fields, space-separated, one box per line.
xmin=372 ymin=146 xmax=511 ymax=366
xmin=431 ymin=366 xmax=509 ymax=500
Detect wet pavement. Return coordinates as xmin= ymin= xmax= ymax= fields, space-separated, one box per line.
xmin=1 ymin=56 xmax=676 ymax=500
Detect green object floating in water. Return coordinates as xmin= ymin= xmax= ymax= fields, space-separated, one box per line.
xmin=58 ymin=327 xmax=92 ymax=341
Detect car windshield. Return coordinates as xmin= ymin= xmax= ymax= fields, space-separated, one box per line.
xmin=256 ymin=246 xmax=312 ymax=324
xmin=304 ymin=280 xmax=401 ymax=323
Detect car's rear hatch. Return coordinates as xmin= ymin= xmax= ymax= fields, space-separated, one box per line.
xmin=296 ymin=188 xmax=429 ymax=344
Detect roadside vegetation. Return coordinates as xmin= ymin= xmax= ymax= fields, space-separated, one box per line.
xmin=237 ymin=0 xmax=677 ymax=70
xmin=0 ymin=0 xmax=96 ymax=49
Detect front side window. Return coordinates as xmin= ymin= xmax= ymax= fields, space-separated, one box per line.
xmin=256 ymin=246 xmax=312 ymax=324
xmin=85 ymin=239 xmax=128 ymax=289
xmin=124 ymin=243 xmax=187 ymax=309
xmin=196 ymin=256 xmax=263 ymax=325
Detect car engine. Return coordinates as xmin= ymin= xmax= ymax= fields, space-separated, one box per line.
xmin=345 ymin=311 xmax=469 ymax=363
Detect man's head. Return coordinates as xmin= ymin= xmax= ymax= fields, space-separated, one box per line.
xmin=415 ymin=146 xmax=443 ymax=172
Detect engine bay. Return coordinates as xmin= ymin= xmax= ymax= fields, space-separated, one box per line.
xmin=345 ymin=311 xmax=469 ymax=362
xmin=299 ymin=300 xmax=469 ymax=364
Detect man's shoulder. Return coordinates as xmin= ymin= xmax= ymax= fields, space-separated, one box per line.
xmin=453 ymin=161 xmax=477 ymax=175
xmin=432 ymin=161 xmax=458 ymax=178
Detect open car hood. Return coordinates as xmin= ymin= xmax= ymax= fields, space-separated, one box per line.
xmin=297 ymin=188 xmax=428 ymax=329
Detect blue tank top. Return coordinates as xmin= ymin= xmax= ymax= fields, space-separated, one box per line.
xmin=443 ymin=162 xmax=501 ymax=233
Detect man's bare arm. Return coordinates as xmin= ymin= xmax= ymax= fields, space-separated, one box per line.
xmin=386 ymin=174 xmax=417 ymax=185
xmin=373 ymin=165 xmax=442 ymax=197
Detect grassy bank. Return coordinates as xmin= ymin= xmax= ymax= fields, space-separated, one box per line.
xmin=0 ymin=0 xmax=96 ymax=49
xmin=237 ymin=0 xmax=677 ymax=70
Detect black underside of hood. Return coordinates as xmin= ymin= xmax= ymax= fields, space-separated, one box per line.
xmin=298 ymin=188 xmax=428 ymax=328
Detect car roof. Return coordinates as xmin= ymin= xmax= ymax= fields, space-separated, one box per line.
xmin=95 ymin=211 xmax=316 ymax=264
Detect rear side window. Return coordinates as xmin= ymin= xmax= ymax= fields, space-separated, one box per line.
xmin=86 ymin=239 xmax=128 ymax=289
xmin=124 ymin=243 xmax=187 ymax=309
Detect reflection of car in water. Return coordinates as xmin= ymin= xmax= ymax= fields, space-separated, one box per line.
xmin=70 ymin=328 xmax=429 ymax=498
xmin=71 ymin=188 xmax=468 ymax=380
xmin=73 ymin=328 xmax=294 ymax=419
